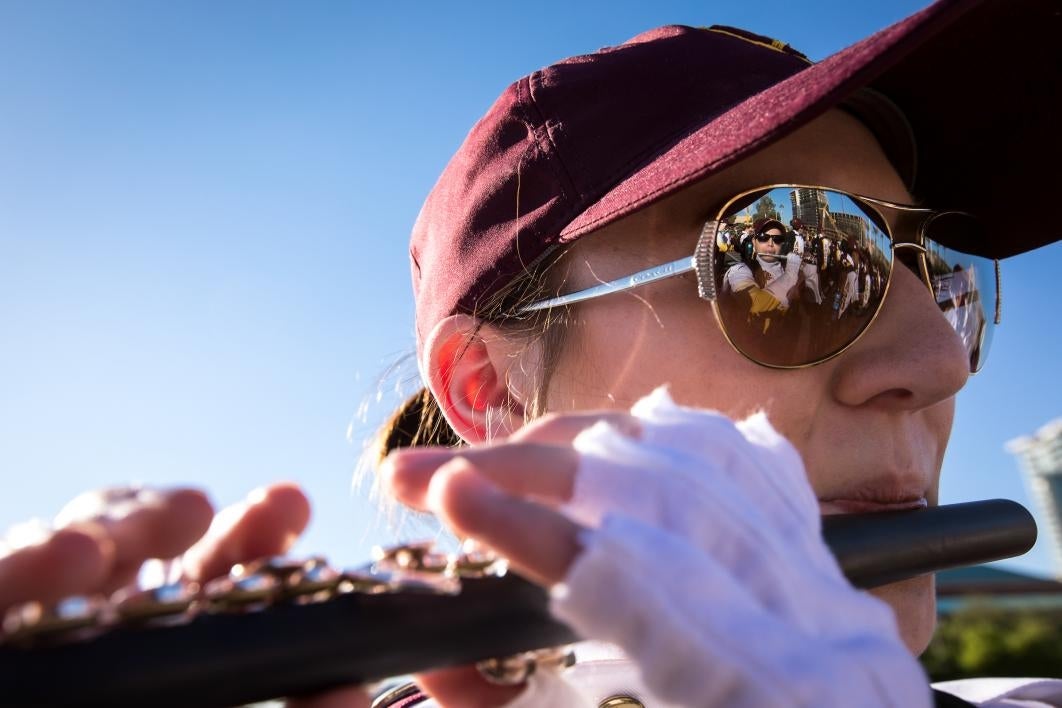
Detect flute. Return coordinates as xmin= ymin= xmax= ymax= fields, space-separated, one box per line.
xmin=0 ymin=499 xmax=1036 ymax=708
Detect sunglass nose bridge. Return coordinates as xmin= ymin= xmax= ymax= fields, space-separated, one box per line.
xmin=891 ymin=242 xmax=933 ymax=295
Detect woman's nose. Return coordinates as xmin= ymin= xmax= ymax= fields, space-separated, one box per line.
xmin=829 ymin=264 xmax=969 ymax=411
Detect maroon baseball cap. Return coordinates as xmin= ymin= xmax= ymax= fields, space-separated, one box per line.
xmin=753 ymin=218 xmax=788 ymax=236
xmin=411 ymin=0 xmax=1061 ymax=347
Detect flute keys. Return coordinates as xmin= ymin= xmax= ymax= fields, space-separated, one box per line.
xmin=286 ymin=559 xmax=342 ymax=603
xmin=599 ymin=697 xmax=646 ymax=708
xmin=342 ymin=567 xmax=461 ymax=596
xmin=372 ymin=541 xmax=450 ymax=574
xmin=114 ymin=581 xmax=198 ymax=623
xmin=476 ymin=646 xmax=576 ymax=685
xmin=366 ymin=542 xmax=461 ymax=594
xmin=452 ymin=539 xmax=508 ymax=578
xmin=204 ymin=568 xmax=282 ymax=610
xmin=2 ymin=595 xmax=106 ymax=645
xmin=238 ymin=556 xmax=307 ymax=579
xmin=0 ymin=544 xmax=487 ymax=648
xmin=203 ymin=556 xmax=344 ymax=609
xmin=338 ymin=570 xmax=395 ymax=595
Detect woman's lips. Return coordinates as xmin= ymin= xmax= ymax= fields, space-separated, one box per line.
xmin=818 ymin=498 xmax=928 ymax=515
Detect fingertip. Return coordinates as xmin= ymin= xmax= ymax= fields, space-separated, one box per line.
xmin=378 ymin=453 xmax=420 ymax=508
xmin=41 ymin=524 xmax=114 ymax=599
xmin=182 ymin=483 xmax=313 ymax=582
xmin=127 ymin=488 xmax=217 ymax=562
xmin=247 ymin=482 xmax=311 ymax=538
xmin=381 ymin=448 xmax=457 ymax=510
xmin=51 ymin=524 xmax=114 ymax=570
xmin=166 ymin=488 xmax=215 ymax=538
xmin=425 ymin=459 xmax=581 ymax=586
xmin=426 ymin=458 xmax=503 ymax=538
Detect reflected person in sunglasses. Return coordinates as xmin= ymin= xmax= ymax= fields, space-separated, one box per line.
xmin=722 ymin=217 xmax=804 ymax=331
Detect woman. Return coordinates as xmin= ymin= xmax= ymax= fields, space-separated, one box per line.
xmin=721 ymin=217 xmax=803 ymax=333
xmin=2 ymin=0 xmax=1059 ymax=705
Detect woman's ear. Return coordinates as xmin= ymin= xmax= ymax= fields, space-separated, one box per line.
xmin=422 ymin=315 xmax=535 ymax=444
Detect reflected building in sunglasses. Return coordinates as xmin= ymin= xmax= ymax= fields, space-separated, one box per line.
xmin=830 ymin=212 xmax=868 ymax=245
xmin=1009 ymin=419 xmax=1062 ymax=579
xmin=790 ymin=188 xmax=828 ymax=231
xmin=789 ymin=188 xmax=868 ymax=248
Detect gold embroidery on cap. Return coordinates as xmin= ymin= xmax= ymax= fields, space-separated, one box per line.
xmin=704 ymin=26 xmax=813 ymax=65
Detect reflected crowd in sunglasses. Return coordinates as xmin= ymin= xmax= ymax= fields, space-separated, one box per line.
xmin=716 ymin=189 xmax=989 ymax=371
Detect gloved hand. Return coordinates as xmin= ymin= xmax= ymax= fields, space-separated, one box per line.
xmin=384 ymin=389 xmax=932 ymax=708
xmin=551 ymin=388 xmax=931 ymax=707
xmin=762 ymin=251 xmax=803 ymax=305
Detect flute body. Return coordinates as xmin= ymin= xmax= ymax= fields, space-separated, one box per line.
xmin=0 ymin=499 xmax=1036 ymax=707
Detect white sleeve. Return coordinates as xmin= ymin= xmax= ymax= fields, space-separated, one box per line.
xmin=723 ymin=262 xmax=756 ymax=293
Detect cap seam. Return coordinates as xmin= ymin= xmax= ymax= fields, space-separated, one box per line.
xmin=505 ymin=74 xmax=580 ymax=274
xmin=454 ymin=77 xmax=583 ymax=313
xmin=525 ymin=71 xmax=583 ymax=202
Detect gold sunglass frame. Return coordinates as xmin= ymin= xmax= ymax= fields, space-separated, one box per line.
xmin=522 ymin=184 xmax=1001 ymax=372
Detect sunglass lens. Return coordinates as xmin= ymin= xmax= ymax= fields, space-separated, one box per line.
xmin=922 ymin=213 xmax=996 ymax=372
xmin=712 ymin=188 xmax=891 ymax=367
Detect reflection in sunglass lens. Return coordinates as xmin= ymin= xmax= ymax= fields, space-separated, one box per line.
xmin=922 ymin=212 xmax=996 ymax=372
xmin=713 ymin=187 xmax=892 ymax=367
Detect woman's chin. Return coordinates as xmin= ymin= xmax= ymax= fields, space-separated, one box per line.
xmin=868 ymin=573 xmax=937 ymax=655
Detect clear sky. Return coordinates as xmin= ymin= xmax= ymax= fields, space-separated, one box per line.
xmin=1 ymin=1 xmax=1059 ymax=576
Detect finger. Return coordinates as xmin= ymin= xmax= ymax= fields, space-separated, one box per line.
xmin=427 ymin=459 xmax=582 ymax=586
xmin=0 ymin=524 xmax=114 ymax=613
xmin=181 ymin=482 xmax=311 ymax=582
xmin=509 ymin=411 xmax=640 ymax=445
xmin=54 ymin=487 xmax=214 ymax=561
xmin=415 ymin=665 xmax=525 ymax=708
xmin=53 ymin=487 xmax=214 ymax=594
xmin=285 ymin=685 xmax=370 ymax=708
xmin=382 ymin=412 xmax=639 ymax=511
xmin=383 ymin=443 xmax=579 ymax=512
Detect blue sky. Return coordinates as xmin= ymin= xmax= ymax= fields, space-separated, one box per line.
xmin=1 ymin=1 xmax=1058 ymax=575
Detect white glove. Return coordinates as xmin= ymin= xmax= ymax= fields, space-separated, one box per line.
xmin=763 ymin=252 xmax=803 ymax=305
xmin=542 ymin=388 xmax=931 ymax=708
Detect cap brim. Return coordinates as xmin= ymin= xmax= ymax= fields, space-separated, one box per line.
xmin=560 ymin=0 xmax=1060 ymax=259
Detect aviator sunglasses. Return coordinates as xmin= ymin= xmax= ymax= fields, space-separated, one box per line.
xmin=754 ymin=232 xmax=787 ymax=245
xmin=522 ymin=185 xmax=1000 ymax=372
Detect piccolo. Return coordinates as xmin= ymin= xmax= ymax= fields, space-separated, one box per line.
xmin=0 ymin=499 xmax=1036 ymax=708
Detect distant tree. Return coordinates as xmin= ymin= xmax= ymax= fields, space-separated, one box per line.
xmin=752 ymin=195 xmax=781 ymax=222
xmin=921 ymin=603 xmax=1062 ymax=681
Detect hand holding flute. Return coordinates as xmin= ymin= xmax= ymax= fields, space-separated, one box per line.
xmin=5 ymin=395 xmax=1037 ymax=708
xmin=0 ymin=483 xmax=371 ymax=708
